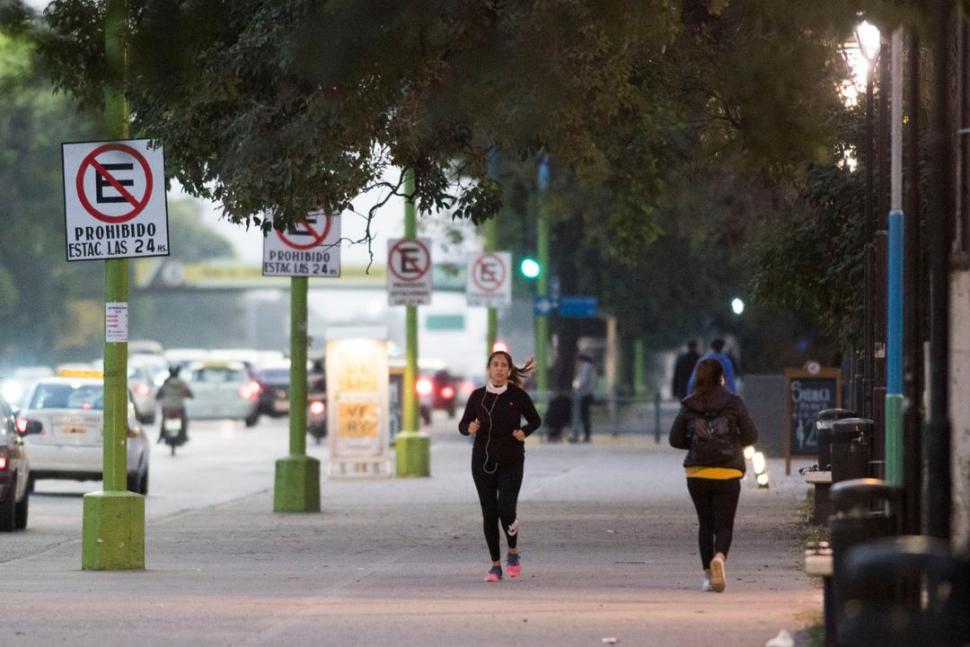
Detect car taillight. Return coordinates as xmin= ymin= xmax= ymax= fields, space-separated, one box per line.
xmin=239 ymin=381 xmax=261 ymax=400
xmin=0 ymin=456 xmax=6 ymax=471
xmin=416 ymin=377 xmax=433 ymax=396
xmin=440 ymin=385 xmax=455 ymax=399
xmin=309 ymin=401 xmax=325 ymax=415
xmin=132 ymin=382 xmax=150 ymax=396
xmin=15 ymin=418 xmax=28 ymax=434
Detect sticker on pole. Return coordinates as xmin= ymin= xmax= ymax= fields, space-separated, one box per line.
xmin=387 ymin=238 xmax=432 ymax=306
xmin=62 ymin=139 xmax=169 ymax=262
xmin=262 ymin=210 xmax=341 ymax=277
xmin=105 ymin=302 xmax=128 ymax=343
xmin=466 ymin=251 xmax=511 ymax=308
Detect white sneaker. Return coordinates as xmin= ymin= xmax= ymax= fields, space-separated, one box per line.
xmin=702 ymin=577 xmax=713 ymax=592
xmin=710 ymin=556 xmax=726 ymax=592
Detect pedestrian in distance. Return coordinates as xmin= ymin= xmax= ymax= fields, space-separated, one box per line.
xmin=544 ymin=391 xmax=572 ymax=443
xmin=686 ymin=338 xmax=737 ymax=394
xmin=668 ymin=358 xmax=758 ymax=593
xmin=459 ymin=350 xmax=542 ymax=582
xmin=570 ymin=352 xmax=596 ymax=442
xmin=671 ymin=339 xmax=701 ymax=401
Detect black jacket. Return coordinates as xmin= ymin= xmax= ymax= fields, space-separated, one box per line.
xmin=668 ymin=385 xmax=759 ymax=473
xmin=459 ymin=384 xmax=541 ymax=464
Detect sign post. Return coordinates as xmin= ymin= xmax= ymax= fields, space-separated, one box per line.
xmin=390 ymin=169 xmax=431 ymax=477
xmin=265 ymin=211 xmax=341 ymax=512
xmin=76 ymin=0 xmax=162 ymax=571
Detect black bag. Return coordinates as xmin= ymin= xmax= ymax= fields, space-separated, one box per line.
xmin=690 ymin=412 xmax=738 ymax=465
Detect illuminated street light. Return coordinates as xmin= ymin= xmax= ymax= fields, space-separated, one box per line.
xmin=731 ymin=297 xmax=745 ymax=315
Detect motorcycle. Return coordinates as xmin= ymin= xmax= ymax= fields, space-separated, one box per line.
xmin=159 ymin=407 xmax=188 ymax=456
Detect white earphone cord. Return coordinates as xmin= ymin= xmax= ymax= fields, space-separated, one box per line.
xmin=482 ymin=391 xmax=499 ymax=474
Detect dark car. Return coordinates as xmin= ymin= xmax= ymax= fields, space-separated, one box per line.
xmin=417 ymin=369 xmax=459 ymax=424
xmin=255 ymin=364 xmax=292 ymax=417
xmin=0 ymin=395 xmax=41 ymax=531
xmin=254 ymin=361 xmax=327 ymax=441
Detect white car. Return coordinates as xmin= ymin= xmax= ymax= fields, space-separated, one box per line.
xmin=184 ymin=361 xmax=261 ymax=426
xmin=19 ymin=372 xmax=150 ymax=494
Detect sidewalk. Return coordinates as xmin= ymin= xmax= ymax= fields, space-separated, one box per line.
xmin=1 ymin=424 xmax=820 ymax=647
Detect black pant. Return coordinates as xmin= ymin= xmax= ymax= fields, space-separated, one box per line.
xmin=471 ymin=454 xmax=523 ymax=562
xmin=686 ymin=477 xmax=741 ymax=570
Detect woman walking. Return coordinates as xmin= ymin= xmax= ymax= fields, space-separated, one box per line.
xmin=459 ymin=350 xmax=541 ymax=582
xmin=668 ymin=358 xmax=758 ymax=592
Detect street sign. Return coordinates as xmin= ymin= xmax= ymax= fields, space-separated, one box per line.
xmin=262 ymin=210 xmax=341 ymax=277
xmin=558 ymin=295 xmax=598 ymax=318
xmin=387 ymin=238 xmax=432 ymax=306
xmin=533 ymin=296 xmax=554 ymax=316
xmin=62 ymin=139 xmax=169 ymax=262
xmin=466 ymin=251 xmax=511 ymax=307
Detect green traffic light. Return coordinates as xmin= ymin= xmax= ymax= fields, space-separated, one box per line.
xmin=520 ymin=257 xmax=541 ymax=279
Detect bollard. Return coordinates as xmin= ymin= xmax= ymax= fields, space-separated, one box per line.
xmin=653 ymin=388 xmax=661 ymax=443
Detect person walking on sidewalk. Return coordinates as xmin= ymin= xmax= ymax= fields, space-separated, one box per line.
xmin=668 ymin=358 xmax=758 ymax=593
xmin=459 ymin=350 xmax=542 ymax=582
xmin=671 ymin=339 xmax=701 ymax=400
xmin=571 ymin=352 xmax=596 ymax=442
xmin=686 ymin=338 xmax=737 ymax=394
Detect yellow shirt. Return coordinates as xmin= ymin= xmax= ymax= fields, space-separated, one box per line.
xmin=684 ymin=466 xmax=743 ymax=480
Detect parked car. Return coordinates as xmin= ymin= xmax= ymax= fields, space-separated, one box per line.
xmin=0 ymin=394 xmax=40 ymax=530
xmin=184 ymin=361 xmax=261 ymax=426
xmin=19 ymin=370 xmax=150 ymax=495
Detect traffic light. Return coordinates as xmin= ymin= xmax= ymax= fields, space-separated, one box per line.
xmin=519 ymin=257 xmax=541 ymax=280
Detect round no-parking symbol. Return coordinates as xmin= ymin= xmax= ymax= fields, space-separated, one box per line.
xmin=75 ymin=143 xmax=154 ymax=224
xmin=471 ymin=253 xmax=507 ymax=292
xmin=276 ymin=212 xmax=334 ymax=250
xmin=388 ymin=239 xmax=431 ymax=282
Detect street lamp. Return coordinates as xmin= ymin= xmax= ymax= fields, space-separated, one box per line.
xmin=731 ymin=297 xmax=745 ymax=316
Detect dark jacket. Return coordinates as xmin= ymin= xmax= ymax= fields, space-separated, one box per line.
xmin=671 ymin=350 xmax=700 ymax=400
xmin=668 ymin=385 xmax=759 ymax=473
xmin=459 ymin=384 xmax=541 ymax=464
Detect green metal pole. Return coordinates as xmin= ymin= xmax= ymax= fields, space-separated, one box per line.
xmin=634 ymin=338 xmax=647 ymax=397
xmin=82 ymin=0 xmax=144 ymax=571
xmin=396 ymin=168 xmax=430 ymax=476
xmin=485 ymin=218 xmax=498 ymax=357
xmin=274 ymin=276 xmax=320 ymax=511
xmin=535 ymin=162 xmax=550 ymax=398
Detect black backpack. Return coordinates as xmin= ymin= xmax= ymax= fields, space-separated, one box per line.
xmin=689 ymin=412 xmax=738 ymax=465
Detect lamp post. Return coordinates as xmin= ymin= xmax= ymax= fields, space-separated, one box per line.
xmin=856 ymin=22 xmax=881 ymax=420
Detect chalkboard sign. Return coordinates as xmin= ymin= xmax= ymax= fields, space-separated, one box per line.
xmin=784 ymin=367 xmax=841 ymax=475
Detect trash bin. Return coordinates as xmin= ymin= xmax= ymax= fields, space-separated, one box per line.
xmin=830 ymin=418 xmax=872 ymax=483
xmin=829 ymin=478 xmax=902 ymax=646
xmin=816 ymin=408 xmax=856 ymax=471
xmin=840 ymin=535 xmax=970 ymax=646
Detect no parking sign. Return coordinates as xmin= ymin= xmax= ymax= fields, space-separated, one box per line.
xmin=262 ymin=210 xmax=341 ymax=277
xmin=62 ymin=139 xmax=169 ymax=261
xmin=466 ymin=251 xmax=511 ymax=307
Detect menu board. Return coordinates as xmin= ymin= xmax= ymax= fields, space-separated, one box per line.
xmin=784 ymin=367 xmax=841 ymax=475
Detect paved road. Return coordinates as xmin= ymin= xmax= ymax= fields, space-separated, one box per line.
xmin=1 ymin=409 xmax=820 ymax=646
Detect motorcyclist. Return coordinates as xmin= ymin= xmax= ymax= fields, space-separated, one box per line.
xmin=155 ymin=365 xmax=194 ymax=444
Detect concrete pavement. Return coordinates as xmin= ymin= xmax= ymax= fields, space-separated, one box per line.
xmin=0 ymin=414 xmax=820 ymax=647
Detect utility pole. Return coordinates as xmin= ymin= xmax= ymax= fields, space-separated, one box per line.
xmin=535 ymin=155 xmax=550 ymax=396
xmin=82 ymin=0 xmax=144 ymax=570
xmin=395 ymin=168 xmax=431 ymax=476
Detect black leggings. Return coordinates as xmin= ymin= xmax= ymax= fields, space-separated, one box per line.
xmin=471 ymin=455 xmax=523 ymax=562
xmin=686 ymin=477 xmax=741 ymax=570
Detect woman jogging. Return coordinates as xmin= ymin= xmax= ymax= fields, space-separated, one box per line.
xmin=459 ymin=350 xmax=541 ymax=582
xmin=668 ymin=358 xmax=758 ymax=593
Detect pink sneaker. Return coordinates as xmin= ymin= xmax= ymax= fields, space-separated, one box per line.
xmin=484 ymin=566 xmax=502 ymax=582
xmin=506 ymin=554 xmax=521 ymax=578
